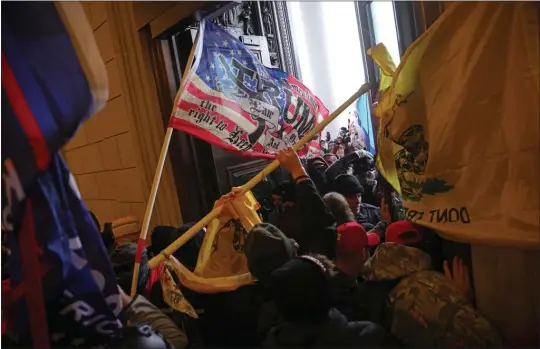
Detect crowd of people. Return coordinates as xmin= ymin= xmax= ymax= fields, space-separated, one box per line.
xmin=318 ymin=116 xmax=370 ymax=159
xmin=1 ymin=146 xmax=504 ymax=348
xmin=3 ymin=1 xmax=535 ymax=346
xmin=1 ymin=139 xmax=503 ymax=348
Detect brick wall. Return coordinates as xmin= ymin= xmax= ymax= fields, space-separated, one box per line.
xmin=63 ymin=2 xmax=146 ymax=227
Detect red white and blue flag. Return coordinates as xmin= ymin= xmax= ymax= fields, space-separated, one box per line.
xmin=2 ymin=2 xmax=121 ymax=347
xmin=170 ymin=19 xmax=329 ymax=158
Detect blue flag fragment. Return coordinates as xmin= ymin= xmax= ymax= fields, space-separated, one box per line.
xmin=355 ymin=93 xmax=376 ymax=155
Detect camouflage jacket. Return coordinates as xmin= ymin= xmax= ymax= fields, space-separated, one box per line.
xmin=362 ymin=244 xmax=502 ymax=348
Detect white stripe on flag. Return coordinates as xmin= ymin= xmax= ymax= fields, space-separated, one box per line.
xmin=175 ymin=75 xmax=257 ymax=134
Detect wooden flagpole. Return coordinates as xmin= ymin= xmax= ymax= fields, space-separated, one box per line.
xmin=147 ymin=82 xmax=371 ymax=269
xmin=130 ymin=30 xmax=200 ymax=297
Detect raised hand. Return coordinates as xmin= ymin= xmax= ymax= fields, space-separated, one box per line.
xmin=213 ymin=187 xmax=242 ymax=216
xmin=276 ymin=147 xmax=307 ymax=180
xmin=380 ymin=197 xmax=392 ymax=223
xmin=443 ymin=256 xmax=472 ymax=301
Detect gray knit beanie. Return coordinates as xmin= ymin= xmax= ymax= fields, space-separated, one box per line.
xmin=244 ymin=223 xmax=296 ymax=283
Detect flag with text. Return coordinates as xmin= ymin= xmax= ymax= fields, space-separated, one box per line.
xmin=170 ymin=19 xmax=329 ymax=158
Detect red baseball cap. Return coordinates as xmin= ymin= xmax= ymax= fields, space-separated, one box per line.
xmin=366 ymin=232 xmax=381 ymax=246
xmin=336 ymin=222 xmax=379 ymax=255
xmin=385 ymin=220 xmax=424 ymax=245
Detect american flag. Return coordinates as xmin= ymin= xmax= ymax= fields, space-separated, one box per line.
xmin=170 ymin=19 xmax=329 ymax=158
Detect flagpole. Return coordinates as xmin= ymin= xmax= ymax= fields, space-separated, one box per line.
xmin=147 ymin=82 xmax=371 ymax=270
xmin=130 ymin=29 xmax=200 ymax=297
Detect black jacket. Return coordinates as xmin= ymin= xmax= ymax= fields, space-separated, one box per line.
xmin=331 ymin=270 xmax=402 ymax=331
xmin=331 ymin=271 xmax=366 ymax=322
xmin=196 ymin=284 xmax=265 ymax=348
xmin=263 ymin=308 xmax=391 ymax=348
xmin=256 ymin=296 xmax=281 ymax=344
xmin=294 ymin=179 xmax=337 ymax=259
xmin=325 ymin=150 xmax=375 ymax=185
xmin=355 ymin=203 xmax=382 ymax=227
xmin=325 ymin=152 xmax=362 ymax=185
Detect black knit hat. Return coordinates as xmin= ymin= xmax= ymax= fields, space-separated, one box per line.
xmin=244 ymin=223 xmax=296 ymax=283
xmin=269 ymin=256 xmax=332 ymax=322
xmin=334 ymin=174 xmax=364 ymax=196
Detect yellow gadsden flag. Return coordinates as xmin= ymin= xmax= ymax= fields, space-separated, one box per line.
xmin=373 ymin=2 xmax=539 ymax=249
xmin=164 ymin=191 xmax=260 ymax=296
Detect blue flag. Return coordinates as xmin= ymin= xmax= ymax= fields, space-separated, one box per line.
xmin=7 ymin=155 xmax=124 ymax=346
xmin=355 ymin=93 xmax=376 ymax=154
xmin=1 ymin=1 xmax=106 ymax=193
xmin=1 ymin=2 xmax=120 ymax=347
